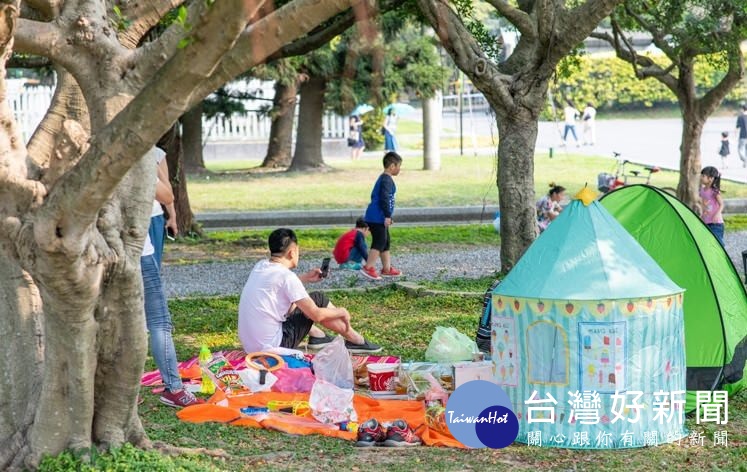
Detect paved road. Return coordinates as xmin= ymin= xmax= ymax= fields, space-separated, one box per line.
xmin=440 ymin=113 xmax=747 ymax=184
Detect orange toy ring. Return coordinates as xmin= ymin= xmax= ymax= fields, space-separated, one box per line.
xmin=245 ymin=352 xmax=285 ymax=372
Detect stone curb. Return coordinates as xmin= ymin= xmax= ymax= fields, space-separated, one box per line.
xmin=196 ymin=200 xmax=747 ymax=230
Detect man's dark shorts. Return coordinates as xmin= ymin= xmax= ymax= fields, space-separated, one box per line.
xmin=280 ymin=291 xmax=330 ymax=349
xmin=367 ymin=222 xmax=390 ymax=252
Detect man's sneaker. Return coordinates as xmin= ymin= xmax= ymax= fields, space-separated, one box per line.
xmin=380 ymin=266 xmax=402 ymax=277
xmin=360 ymin=266 xmax=382 ymax=280
xmin=307 ymin=333 xmax=335 ymax=349
xmin=159 ymin=388 xmax=204 ymax=408
xmin=355 ymin=418 xmax=386 ymax=447
xmin=340 ymin=261 xmax=363 ymax=270
xmin=345 ymin=338 xmax=382 ymax=354
xmin=383 ymin=419 xmax=422 ymax=447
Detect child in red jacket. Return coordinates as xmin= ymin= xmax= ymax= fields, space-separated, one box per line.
xmin=333 ymin=218 xmax=369 ymax=270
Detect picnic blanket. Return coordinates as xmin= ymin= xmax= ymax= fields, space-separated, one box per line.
xmin=140 ymin=350 xmax=400 ymax=387
xmin=177 ymin=390 xmax=465 ymax=448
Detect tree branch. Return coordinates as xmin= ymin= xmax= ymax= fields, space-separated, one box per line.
xmin=416 ymin=0 xmax=514 ymax=111
xmin=699 ymin=47 xmax=745 ymax=117
xmin=23 ymin=0 xmax=60 ymax=20
xmin=558 ymin=0 xmax=624 ymax=51
xmin=189 ymin=0 xmax=354 ymax=110
xmin=622 ymin=2 xmax=676 ymax=58
xmin=484 ymin=0 xmax=535 ymax=39
xmin=272 ymin=8 xmax=356 ymax=59
xmin=118 ymin=0 xmax=186 ymax=49
xmin=38 ymin=0 xmax=253 ymax=231
xmin=595 ymin=19 xmax=678 ymax=92
xmin=14 ymin=18 xmax=60 ymax=59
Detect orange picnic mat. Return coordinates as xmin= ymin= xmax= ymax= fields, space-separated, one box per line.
xmin=177 ymin=391 xmax=465 ymax=448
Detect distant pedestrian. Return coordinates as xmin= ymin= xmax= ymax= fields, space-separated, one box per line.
xmin=582 ymin=102 xmax=596 ymax=146
xmin=361 ymin=152 xmax=402 ymax=280
xmin=719 ymin=131 xmax=730 ymax=170
xmin=382 ymin=109 xmax=398 ymax=152
xmin=735 ymin=105 xmax=747 ymax=167
xmin=699 ymin=166 xmax=724 ymax=246
xmin=562 ymin=101 xmax=580 ymax=147
xmin=348 ymin=115 xmax=365 ymax=161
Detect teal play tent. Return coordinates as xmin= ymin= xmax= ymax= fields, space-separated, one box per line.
xmin=492 ymin=190 xmax=687 ymax=449
xmin=601 ymin=185 xmax=747 ymax=410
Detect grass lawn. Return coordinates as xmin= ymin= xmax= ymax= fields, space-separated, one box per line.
xmin=188 ymin=152 xmax=747 ymax=213
xmin=41 ymin=286 xmax=741 ymax=471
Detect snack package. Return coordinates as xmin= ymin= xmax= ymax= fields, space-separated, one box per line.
xmin=202 ymin=354 xmax=243 ymax=391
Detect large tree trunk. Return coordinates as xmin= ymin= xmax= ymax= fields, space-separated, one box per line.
xmin=496 ymin=112 xmax=539 ymax=271
xmin=289 ymin=75 xmax=326 ymax=171
xmin=0 ymin=0 xmax=378 ymax=467
xmin=261 ymin=79 xmax=297 ymax=168
xmin=159 ymin=125 xmax=202 ymax=237
xmin=677 ymin=106 xmax=704 ymax=211
xmin=181 ymin=103 xmax=206 ymax=173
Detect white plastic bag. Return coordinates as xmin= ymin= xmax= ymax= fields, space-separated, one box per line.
xmin=312 ymin=336 xmax=354 ymax=389
xmin=237 ymin=368 xmax=277 ymax=392
xmin=425 ymin=326 xmax=478 ymax=363
xmin=309 ymin=379 xmax=357 ymax=424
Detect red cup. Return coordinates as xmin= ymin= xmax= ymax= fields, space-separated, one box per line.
xmin=367 ymin=363 xmax=398 ymax=392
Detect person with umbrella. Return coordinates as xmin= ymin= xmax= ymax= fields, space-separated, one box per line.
xmin=382 ymin=108 xmax=398 ymax=152
xmin=348 ymin=114 xmax=365 ymax=160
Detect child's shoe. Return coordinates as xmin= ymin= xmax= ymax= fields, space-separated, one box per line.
xmin=355 ymin=418 xmax=386 ymax=447
xmin=381 ymin=266 xmax=402 ymax=277
xmin=383 ymin=419 xmax=421 ymax=447
xmin=360 ymin=265 xmax=382 ymax=280
xmin=340 ymin=261 xmax=363 ymax=270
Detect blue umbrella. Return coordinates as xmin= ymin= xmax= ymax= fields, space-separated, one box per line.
xmin=351 ymin=104 xmax=374 ymax=116
xmin=383 ymin=103 xmax=417 ymax=115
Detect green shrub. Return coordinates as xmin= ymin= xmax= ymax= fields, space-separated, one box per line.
xmin=546 ymin=53 xmax=747 ymax=118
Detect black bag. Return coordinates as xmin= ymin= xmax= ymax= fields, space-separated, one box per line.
xmin=347 ymin=138 xmax=357 ymax=146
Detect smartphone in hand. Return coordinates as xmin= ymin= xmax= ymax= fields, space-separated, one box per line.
xmin=320 ymin=257 xmax=331 ymax=278
xmin=166 ymin=227 xmax=176 ymax=241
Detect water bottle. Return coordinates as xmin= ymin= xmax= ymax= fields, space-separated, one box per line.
xmin=199 ymin=345 xmax=216 ymax=395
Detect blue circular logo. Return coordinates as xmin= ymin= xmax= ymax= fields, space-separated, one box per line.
xmin=445 ymin=380 xmax=518 ymax=448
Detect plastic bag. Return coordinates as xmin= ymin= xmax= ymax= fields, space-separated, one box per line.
xmin=312 ymin=336 xmax=354 ymax=389
xmin=237 ymin=368 xmax=277 ymax=392
xmin=309 ymin=379 xmax=357 ymax=424
xmin=425 ymin=326 xmax=477 ymax=363
xmin=272 ymin=367 xmax=316 ymax=393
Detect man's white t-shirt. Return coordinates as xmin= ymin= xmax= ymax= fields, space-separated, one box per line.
xmin=238 ymin=260 xmax=310 ymax=352
xmin=563 ymin=106 xmax=578 ymax=125
xmin=150 ymin=147 xmax=167 ymax=217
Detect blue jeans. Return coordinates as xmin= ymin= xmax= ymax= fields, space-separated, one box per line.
xmin=141 ymin=254 xmax=182 ymax=392
xmin=707 ymin=223 xmax=725 ymax=247
xmin=149 ymin=214 xmax=165 ymax=268
xmin=563 ymin=124 xmax=577 ymax=142
xmin=348 ymin=246 xmax=365 ymax=263
xmin=384 ymin=130 xmax=398 ymax=151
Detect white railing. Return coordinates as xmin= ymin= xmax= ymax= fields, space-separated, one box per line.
xmin=6 ymin=82 xmax=347 ymax=144
xmin=6 ymin=82 xmax=497 ymax=142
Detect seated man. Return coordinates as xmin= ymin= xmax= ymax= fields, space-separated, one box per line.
xmin=238 ymin=228 xmax=381 ymax=354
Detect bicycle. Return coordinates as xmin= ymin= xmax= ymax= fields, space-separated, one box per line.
xmin=597 ymin=152 xmax=675 ymax=196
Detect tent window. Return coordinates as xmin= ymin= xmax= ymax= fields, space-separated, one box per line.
xmin=527 ymin=321 xmax=569 ymax=385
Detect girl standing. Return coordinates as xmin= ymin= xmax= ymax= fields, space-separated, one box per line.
xmin=348 ymin=115 xmax=365 ymax=160
xmin=700 ymin=166 xmax=725 ymax=246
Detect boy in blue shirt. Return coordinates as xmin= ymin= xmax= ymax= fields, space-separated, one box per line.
xmin=361 ymin=152 xmax=403 ymax=280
